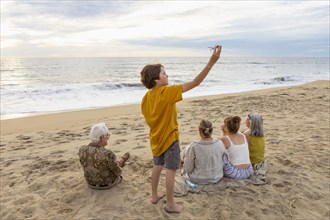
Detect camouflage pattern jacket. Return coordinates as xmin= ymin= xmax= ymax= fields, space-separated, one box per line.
xmin=78 ymin=143 xmax=122 ymax=186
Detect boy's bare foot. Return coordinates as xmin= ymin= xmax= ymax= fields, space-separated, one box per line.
xmin=150 ymin=193 xmax=165 ymax=204
xmin=164 ymin=203 xmax=183 ymax=213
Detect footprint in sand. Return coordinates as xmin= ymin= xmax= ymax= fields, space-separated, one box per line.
xmin=13 ymin=195 xmax=35 ymax=205
xmin=245 ymin=210 xmax=256 ymax=218
xmin=56 ymin=130 xmax=82 ymax=138
xmin=25 ymin=158 xmax=77 ymax=174
xmin=261 ymin=208 xmax=270 ymax=215
xmin=273 ymin=183 xmax=285 ymax=188
xmin=12 ymin=146 xmax=27 ymax=151
xmin=112 ymin=130 xmax=127 ymax=135
xmin=56 ymin=140 xmax=70 ymax=144
xmin=114 ymin=139 xmax=128 ymax=145
xmin=50 ymin=150 xmax=66 ymax=155
xmin=277 ymin=169 xmax=292 ymax=175
xmin=2 ymin=159 xmax=18 ymax=167
xmin=274 ymin=156 xmax=292 ymax=166
xmin=135 ymin=135 xmax=148 ymax=140
xmin=58 ymin=208 xmax=74 ymax=214
xmin=283 ymin=181 xmax=293 ymax=186
xmin=17 ymin=135 xmax=32 ymax=141
xmin=133 ymin=145 xmax=147 ymax=150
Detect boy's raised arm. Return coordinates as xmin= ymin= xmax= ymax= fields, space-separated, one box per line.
xmin=182 ymin=45 xmax=222 ymax=93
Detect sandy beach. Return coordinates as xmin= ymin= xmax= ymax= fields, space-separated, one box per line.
xmin=1 ymin=80 xmax=329 ymax=219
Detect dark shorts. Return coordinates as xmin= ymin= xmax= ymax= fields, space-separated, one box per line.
xmin=153 ymin=141 xmax=180 ymax=170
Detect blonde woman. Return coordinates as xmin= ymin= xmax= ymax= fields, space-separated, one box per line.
xmin=182 ymin=119 xmax=226 ymax=184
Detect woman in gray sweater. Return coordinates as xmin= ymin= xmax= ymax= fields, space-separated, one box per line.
xmin=182 ymin=119 xmax=226 ymax=185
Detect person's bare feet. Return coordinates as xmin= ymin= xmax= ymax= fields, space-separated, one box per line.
xmin=118 ymin=152 xmax=130 ymax=168
xmin=150 ymin=193 xmax=165 ymax=204
xmin=164 ymin=203 xmax=183 ymax=213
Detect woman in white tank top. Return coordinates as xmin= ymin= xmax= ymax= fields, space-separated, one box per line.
xmin=220 ymin=116 xmax=252 ymax=179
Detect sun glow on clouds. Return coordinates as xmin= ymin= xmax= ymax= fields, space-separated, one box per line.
xmin=1 ymin=1 xmax=329 ymax=57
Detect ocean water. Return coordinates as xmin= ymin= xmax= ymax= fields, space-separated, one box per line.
xmin=1 ymin=57 xmax=329 ymax=119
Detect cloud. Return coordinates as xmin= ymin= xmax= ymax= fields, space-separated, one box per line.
xmin=1 ymin=0 xmax=329 ymax=57
xmin=4 ymin=1 xmax=127 ymax=18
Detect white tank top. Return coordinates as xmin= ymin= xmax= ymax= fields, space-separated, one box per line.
xmin=226 ymin=133 xmax=251 ymax=165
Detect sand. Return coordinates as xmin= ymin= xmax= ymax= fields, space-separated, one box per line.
xmin=0 ymin=80 xmax=329 ymax=219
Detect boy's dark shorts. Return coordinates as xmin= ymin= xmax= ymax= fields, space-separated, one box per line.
xmin=153 ymin=141 xmax=180 ymax=170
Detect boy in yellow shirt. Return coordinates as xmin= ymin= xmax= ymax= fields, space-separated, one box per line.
xmin=140 ymin=45 xmax=222 ymax=213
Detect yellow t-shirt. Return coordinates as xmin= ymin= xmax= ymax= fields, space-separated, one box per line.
xmin=248 ymin=136 xmax=266 ymax=165
xmin=141 ymin=85 xmax=183 ymax=156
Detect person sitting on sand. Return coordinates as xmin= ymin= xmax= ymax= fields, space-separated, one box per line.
xmin=244 ymin=112 xmax=267 ymax=171
xmin=182 ymin=119 xmax=226 ymax=185
xmin=220 ymin=116 xmax=252 ymax=179
xmin=78 ymin=122 xmax=130 ymax=190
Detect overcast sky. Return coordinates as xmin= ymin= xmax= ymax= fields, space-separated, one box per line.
xmin=1 ymin=0 xmax=329 ymax=58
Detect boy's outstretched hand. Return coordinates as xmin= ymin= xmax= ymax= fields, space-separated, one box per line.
xmin=181 ymin=44 xmax=222 ymax=93
xmin=209 ymin=45 xmax=222 ymax=65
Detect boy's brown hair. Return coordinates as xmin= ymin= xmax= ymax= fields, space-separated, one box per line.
xmin=140 ymin=64 xmax=163 ymax=89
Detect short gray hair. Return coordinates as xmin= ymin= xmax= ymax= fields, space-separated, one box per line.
xmin=248 ymin=112 xmax=264 ymax=137
xmin=90 ymin=122 xmax=109 ymax=143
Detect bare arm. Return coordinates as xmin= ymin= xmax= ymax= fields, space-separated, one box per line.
xmin=221 ymin=125 xmax=228 ymax=136
xmin=220 ymin=136 xmax=230 ymax=149
xmin=107 ymin=151 xmax=122 ymax=177
xmin=243 ymin=130 xmax=251 ymax=142
xmin=182 ymin=45 xmax=222 ymax=93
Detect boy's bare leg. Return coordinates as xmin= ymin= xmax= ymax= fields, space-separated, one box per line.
xmin=164 ymin=169 xmax=183 ymax=213
xmin=151 ymin=165 xmax=165 ymax=204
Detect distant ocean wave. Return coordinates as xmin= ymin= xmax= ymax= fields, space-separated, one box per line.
xmin=273 ymin=76 xmax=296 ymax=82
xmin=247 ymin=61 xmax=265 ymax=65
xmin=0 ymin=69 xmax=15 ymax=72
xmin=313 ymin=71 xmax=326 ymax=75
xmin=262 ymin=65 xmax=276 ymax=69
xmin=256 ymin=75 xmax=297 ymax=85
xmin=93 ymin=82 xmax=144 ymax=90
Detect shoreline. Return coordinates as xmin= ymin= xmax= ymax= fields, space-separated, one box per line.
xmin=0 ymin=82 xmax=310 ymax=136
xmin=0 ymin=81 xmax=317 ymax=121
xmin=0 ymin=102 xmax=143 ymax=121
xmin=0 ymin=80 xmax=323 ymax=121
xmin=1 ymin=80 xmax=328 ymax=136
xmin=1 ymin=80 xmax=329 ymax=219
